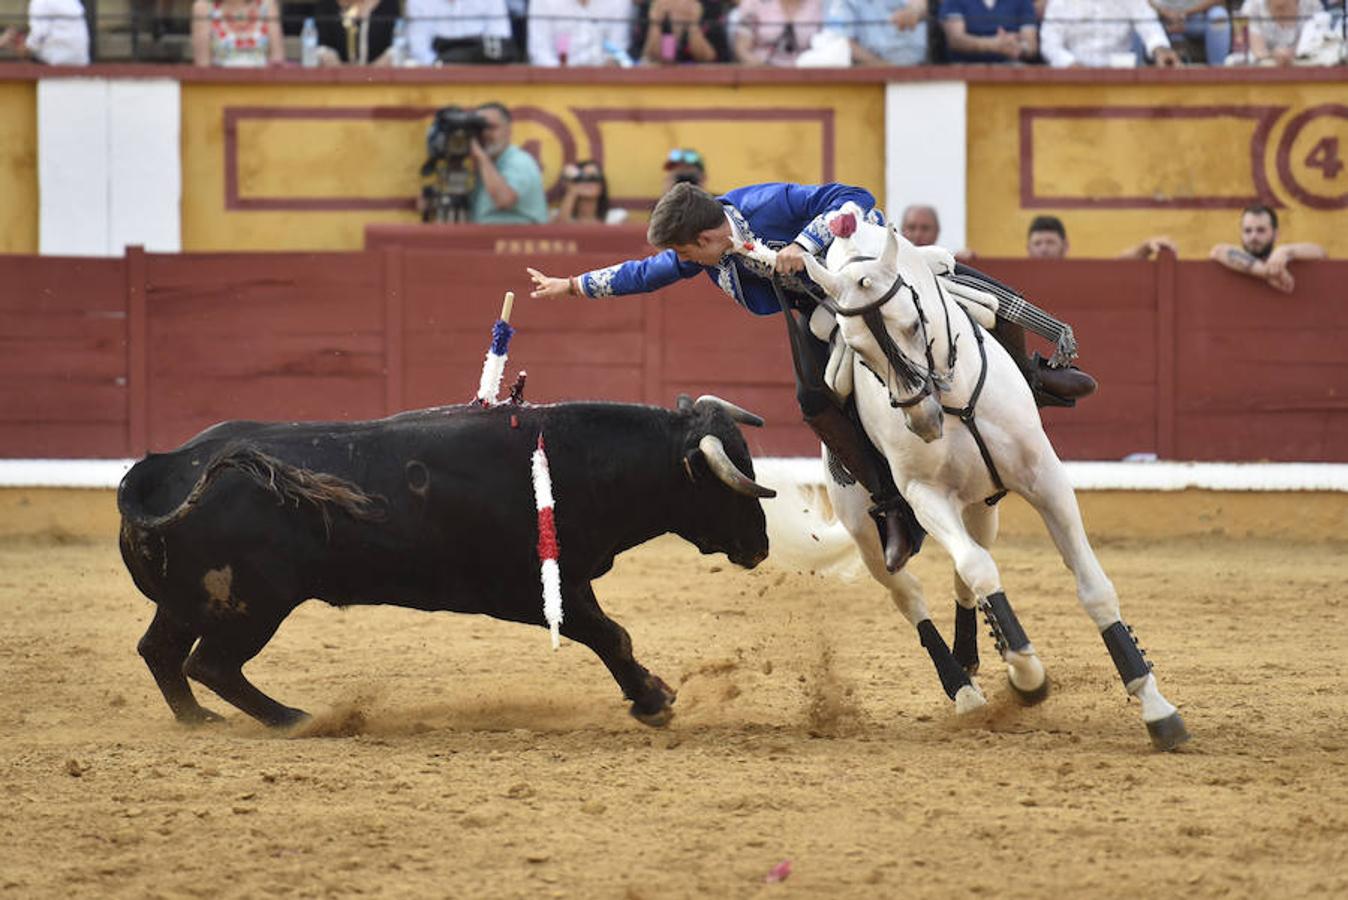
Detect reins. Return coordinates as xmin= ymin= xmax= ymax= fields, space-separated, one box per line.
xmin=793 ymin=255 xmax=1008 ymax=507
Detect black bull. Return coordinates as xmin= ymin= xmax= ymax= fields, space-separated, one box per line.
xmin=118 ymin=397 xmax=773 ymax=729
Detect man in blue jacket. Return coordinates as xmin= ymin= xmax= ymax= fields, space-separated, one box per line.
xmin=527 ymin=181 xmax=1093 ymax=570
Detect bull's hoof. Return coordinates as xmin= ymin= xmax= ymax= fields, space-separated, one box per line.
xmin=629 ymin=676 xmax=676 ymax=727
xmin=269 ymin=708 xmax=312 ymax=730
xmin=176 ymin=707 xmax=226 ymax=726
xmin=1146 ymin=711 xmax=1191 ymax=752
xmin=630 ymin=704 xmax=675 ymax=728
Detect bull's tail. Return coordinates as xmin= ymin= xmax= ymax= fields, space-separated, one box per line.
xmin=118 ymin=443 xmax=385 ymax=534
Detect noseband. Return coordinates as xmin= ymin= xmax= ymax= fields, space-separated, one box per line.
xmin=815 ymin=255 xmax=953 ymax=409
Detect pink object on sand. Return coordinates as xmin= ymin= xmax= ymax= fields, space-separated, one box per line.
xmin=764 ymin=860 xmax=793 ymax=883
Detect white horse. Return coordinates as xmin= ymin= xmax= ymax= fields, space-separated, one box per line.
xmin=776 ymin=212 xmax=1189 ymax=751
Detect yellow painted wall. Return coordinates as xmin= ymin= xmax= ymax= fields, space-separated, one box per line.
xmin=967 ymin=82 xmax=1348 ymax=259
xmin=0 ymin=81 xmax=38 ymax=254
xmin=181 ymin=83 xmax=887 ymax=251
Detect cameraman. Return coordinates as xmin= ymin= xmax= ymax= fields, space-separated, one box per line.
xmin=470 ymin=102 xmax=548 ymax=225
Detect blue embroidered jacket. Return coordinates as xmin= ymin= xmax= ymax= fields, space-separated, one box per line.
xmin=577 ymin=182 xmax=884 ymax=316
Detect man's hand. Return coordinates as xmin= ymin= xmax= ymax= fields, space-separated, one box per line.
xmin=1264 ymin=247 xmax=1293 ymax=279
xmin=890 ymin=4 xmax=923 ymax=30
xmin=1267 ymin=269 xmax=1295 ymax=293
xmin=527 ymin=267 xmax=574 ymax=299
xmin=991 ymin=28 xmax=1021 ymax=58
xmin=1152 ymin=46 xmax=1181 ymax=67
xmin=775 ymin=244 xmax=808 ymax=275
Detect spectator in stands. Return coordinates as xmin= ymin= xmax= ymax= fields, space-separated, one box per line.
xmin=0 ymin=0 xmax=90 ymax=64
xmin=662 ymin=147 xmax=707 ymax=193
xmin=824 ymin=0 xmax=929 ymax=65
xmin=733 ymin=0 xmax=824 ymax=65
xmin=938 ymin=0 xmax=1038 ymax=63
xmin=470 ymin=102 xmax=548 ymax=224
xmin=1238 ymin=0 xmax=1323 ymax=66
xmin=1040 ymin=0 xmax=1181 ymax=67
xmin=1209 ymin=204 xmax=1325 ymax=293
xmin=314 ymin=0 xmax=400 ymax=65
xmin=901 ymin=203 xmax=975 ymax=260
xmin=529 ymin=0 xmax=633 ymax=65
xmin=634 ymin=0 xmax=732 ymax=62
xmin=1026 ymin=215 xmax=1068 ymax=258
xmin=554 ymin=160 xmax=630 ymax=224
xmin=406 ymin=0 xmax=514 ymax=64
xmin=191 ymin=0 xmax=284 ymax=66
xmin=1149 ymin=0 xmax=1230 ymax=64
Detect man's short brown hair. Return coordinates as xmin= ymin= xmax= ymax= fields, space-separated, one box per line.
xmin=647 ymin=183 xmax=725 ymax=248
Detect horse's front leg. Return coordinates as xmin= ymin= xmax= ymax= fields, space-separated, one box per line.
xmin=906 ymin=482 xmax=1048 ymax=704
xmin=1020 ymin=457 xmax=1190 ymax=751
xmin=827 ymin=478 xmax=985 ymax=714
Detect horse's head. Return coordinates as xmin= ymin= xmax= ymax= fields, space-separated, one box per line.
xmin=802 ymin=220 xmax=945 ymax=443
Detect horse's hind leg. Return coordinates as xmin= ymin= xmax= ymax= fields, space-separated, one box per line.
xmin=137 ymin=606 xmax=224 ymax=725
xmin=1022 ymin=459 xmax=1189 ymax=750
xmin=907 ymin=484 xmax=1048 ymax=702
xmin=828 ymin=479 xmax=985 ymax=713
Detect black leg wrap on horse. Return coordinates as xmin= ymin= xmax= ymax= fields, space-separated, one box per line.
xmin=1102 ymin=621 xmax=1152 ymax=687
xmin=982 ymin=591 xmax=1030 ymax=655
xmin=953 ymin=603 xmax=980 ymax=674
xmin=918 ymin=619 xmax=971 ymax=701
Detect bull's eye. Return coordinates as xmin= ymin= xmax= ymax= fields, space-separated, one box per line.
xmin=858 ymin=276 xmax=872 ymax=290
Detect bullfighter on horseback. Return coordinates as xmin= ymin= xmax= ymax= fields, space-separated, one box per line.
xmin=527 ymin=182 xmax=1096 ymax=573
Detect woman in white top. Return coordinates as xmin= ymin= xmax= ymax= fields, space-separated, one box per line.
xmin=527 ymin=0 xmax=632 ymax=66
xmin=0 ymin=0 xmax=90 ymax=65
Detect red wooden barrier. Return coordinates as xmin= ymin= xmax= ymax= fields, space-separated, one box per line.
xmin=1 ymin=245 xmax=1344 ymax=461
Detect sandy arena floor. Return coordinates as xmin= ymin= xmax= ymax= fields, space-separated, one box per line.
xmin=2 ymin=487 xmax=1346 ymax=899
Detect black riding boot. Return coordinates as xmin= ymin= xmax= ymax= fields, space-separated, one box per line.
xmin=992 ymin=320 xmax=1098 ymax=408
xmin=804 ymin=403 xmax=925 ymax=572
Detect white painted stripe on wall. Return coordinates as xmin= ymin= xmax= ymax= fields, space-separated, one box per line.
xmin=4 ymin=459 xmax=1347 ymax=492
xmin=109 ymin=80 xmax=182 ymax=253
xmin=38 ymin=78 xmax=181 ymax=256
xmin=884 ymin=81 xmax=968 ymax=252
xmin=38 ymin=79 xmax=111 ymax=256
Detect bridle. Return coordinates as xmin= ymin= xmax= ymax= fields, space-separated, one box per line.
xmin=814 ymin=255 xmax=956 ymax=410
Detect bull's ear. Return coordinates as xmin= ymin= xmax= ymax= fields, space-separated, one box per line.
xmin=880 ymin=223 xmax=900 ymax=272
xmin=801 ymin=252 xmax=842 ymax=298
xmin=676 ymin=393 xmax=693 ymax=412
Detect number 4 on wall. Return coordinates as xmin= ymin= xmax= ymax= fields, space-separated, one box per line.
xmin=1305 ymin=136 xmax=1344 ymax=179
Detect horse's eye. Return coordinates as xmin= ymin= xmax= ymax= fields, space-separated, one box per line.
xmin=859 ymin=276 xmax=872 ymax=290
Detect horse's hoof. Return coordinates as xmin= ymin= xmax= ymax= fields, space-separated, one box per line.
xmin=1013 ymin=679 xmax=1051 ymax=705
xmin=631 ymin=704 xmax=675 ymax=728
xmin=954 ymin=684 xmax=987 ymax=714
xmin=1004 ymin=651 xmax=1048 ymax=705
xmin=1146 ymin=711 xmax=1191 ymax=752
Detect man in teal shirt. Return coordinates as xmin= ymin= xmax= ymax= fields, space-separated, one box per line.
xmin=470 ymin=102 xmax=548 ymax=225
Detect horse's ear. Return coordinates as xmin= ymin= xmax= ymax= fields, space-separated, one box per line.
xmin=801 ymin=251 xmax=842 ymax=298
xmin=881 ymin=223 xmax=900 ymax=271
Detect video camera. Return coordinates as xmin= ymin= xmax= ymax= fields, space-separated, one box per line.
xmin=420 ymin=105 xmax=489 ymax=223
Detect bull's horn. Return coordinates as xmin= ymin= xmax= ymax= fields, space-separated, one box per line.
xmin=693 ymin=395 xmax=765 ymax=428
xmin=697 ymin=435 xmax=776 ymax=499
xmin=676 ymin=393 xmax=694 ymax=412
